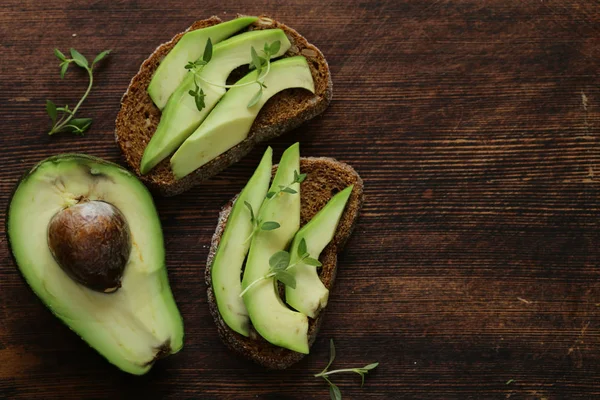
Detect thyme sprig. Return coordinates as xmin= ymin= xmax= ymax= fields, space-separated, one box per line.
xmin=46 ymin=48 xmax=111 ymax=135
xmin=243 ymin=201 xmax=280 ymax=244
xmin=239 ymin=237 xmax=321 ymax=298
xmin=185 ymin=39 xmax=281 ymax=110
xmin=314 ymin=340 xmax=379 ymax=400
xmin=266 ymin=170 xmax=306 ymax=199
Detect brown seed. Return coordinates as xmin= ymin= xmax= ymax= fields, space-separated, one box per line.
xmin=47 ymin=200 xmax=131 ymax=293
xmin=301 ymin=49 xmax=317 ymax=58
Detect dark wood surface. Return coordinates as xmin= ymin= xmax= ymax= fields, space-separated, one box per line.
xmin=1 ymin=1 xmax=599 ymax=398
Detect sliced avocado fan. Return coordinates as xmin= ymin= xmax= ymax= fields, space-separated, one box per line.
xmin=241 ymin=143 xmax=309 ymax=354
xmin=141 ymin=29 xmax=291 ymax=174
xmin=6 ymin=154 xmax=184 ymax=375
xmin=170 ymin=56 xmax=315 ymax=180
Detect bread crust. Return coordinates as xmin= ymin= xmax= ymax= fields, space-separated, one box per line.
xmin=205 ymin=157 xmax=363 ymax=369
xmin=115 ymin=16 xmax=333 ymax=197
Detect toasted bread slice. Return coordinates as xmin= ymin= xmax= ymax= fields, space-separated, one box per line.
xmin=115 ymin=15 xmax=332 ymax=197
xmin=206 ymin=157 xmax=364 ymax=369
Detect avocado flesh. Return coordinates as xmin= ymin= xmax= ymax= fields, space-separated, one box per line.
xmin=141 ymin=29 xmax=291 ymax=174
xmin=211 ymin=147 xmax=272 ymax=336
xmin=286 ymin=186 xmax=353 ymax=318
xmin=170 ymin=56 xmax=315 ymax=180
xmin=242 ymin=144 xmax=309 ymax=353
xmin=6 ymin=155 xmax=184 ymax=375
xmin=147 ymin=16 xmax=258 ymax=110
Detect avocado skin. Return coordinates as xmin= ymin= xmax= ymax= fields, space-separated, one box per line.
xmin=6 ymin=154 xmax=184 ymax=375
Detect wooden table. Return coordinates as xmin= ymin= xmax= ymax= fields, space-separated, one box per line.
xmin=1 ymin=1 xmax=598 ymax=398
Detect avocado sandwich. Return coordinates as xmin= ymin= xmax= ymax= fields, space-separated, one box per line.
xmin=115 ymin=15 xmax=332 ymax=196
xmin=206 ymin=144 xmax=363 ymax=369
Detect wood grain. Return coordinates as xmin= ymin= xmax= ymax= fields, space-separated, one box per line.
xmin=0 ymin=0 xmax=599 ymax=398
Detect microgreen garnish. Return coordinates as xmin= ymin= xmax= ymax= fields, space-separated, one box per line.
xmin=185 ymin=40 xmax=281 ymax=110
xmin=239 ymin=237 xmax=321 ymax=297
xmin=266 ymin=170 xmax=306 ymax=199
xmin=46 ymin=48 xmax=111 ymax=135
xmin=261 ymin=221 xmax=281 ymax=230
xmin=314 ymin=339 xmax=379 ymax=399
xmin=188 ymin=81 xmax=206 ymax=112
xmin=244 ymin=40 xmax=280 ymax=106
xmin=184 ymin=38 xmax=213 ymax=112
xmin=242 ymin=201 xmax=280 ymax=244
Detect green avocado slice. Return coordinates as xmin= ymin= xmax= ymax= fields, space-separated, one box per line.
xmin=211 ymin=147 xmax=272 ymax=336
xmin=170 ymin=56 xmax=315 ymax=180
xmin=241 ymin=143 xmax=309 ymax=354
xmin=6 ymin=155 xmax=184 ymax=375
xmin=285 ymin=186 xmax=353 ymax=318
xmin=147 ymin=16 xmax=258 ymax=110
xmin=141 ymin=29 xmax=290 ymax=174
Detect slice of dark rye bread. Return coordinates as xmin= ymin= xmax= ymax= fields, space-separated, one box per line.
xmin=115 ymin=15 xmax=333 ymax=197
xmin=205 ymin=157 xmax=364 ymax=369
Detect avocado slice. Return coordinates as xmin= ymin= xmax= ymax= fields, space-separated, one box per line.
xmin=170 ymin=56 xmax=315 ymax=180
xmin=285 ymin=186 xmax=353 ymax=318
xmin=141 ymin=29 xmax=290 ymax=174
xmin=147 ymin=16 xmax=258 ymax=110
xmin=6 ymin=155 xmax=184 ymax=375
xmin=241 ymin=143 xmax=309 ymax=353
xmin=211 ymin=147 xmax=272 ymax=336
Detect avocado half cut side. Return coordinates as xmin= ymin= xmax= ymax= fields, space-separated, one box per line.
xmin=6 ymin=154 xmax=184 ymax=375
xmin=141 ymin=28 xmax=291 ymax=174
xmin=210 ymin=147 xmax=273 ymax=336
xmin=285 ymin=186 xmax=353 ymax=318
xmin=147 ymin=16 xmax=258 ymax=110
xmin=170 ymin=56 xmax=315 ymax=180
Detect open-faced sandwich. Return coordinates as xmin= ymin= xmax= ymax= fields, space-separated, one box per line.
xmin=116 ymin=15 xmax=332 ymax=196
xmin=206 ymin=144 xmax=363 ymax=368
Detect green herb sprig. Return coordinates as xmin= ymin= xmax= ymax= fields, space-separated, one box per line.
xmin=246 ymin=40 xmax=280 ymax=107
xmin=239 ymin=237 xmax=321 ymax=298
xmin=314 ymin=339 xmax=379 ymax=400
xmin=46 ymin=48 xmax=111 ymax=135
xmin=266 ymin=170 xmax=306 ymax=199
xmin=185 ymin=39 xmax=281 ymax=110
xmin=243 ymin=201 xmax=280 ymax=243
xmin=184 ymin=38 xmax=212 ymax=112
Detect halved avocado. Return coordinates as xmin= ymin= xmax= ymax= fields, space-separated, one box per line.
xmin=6 ymin=154 xmax=184 ymax=375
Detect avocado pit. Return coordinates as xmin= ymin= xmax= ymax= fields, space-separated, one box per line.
xmin=47 ymin=200 xmax=131 ymax=293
